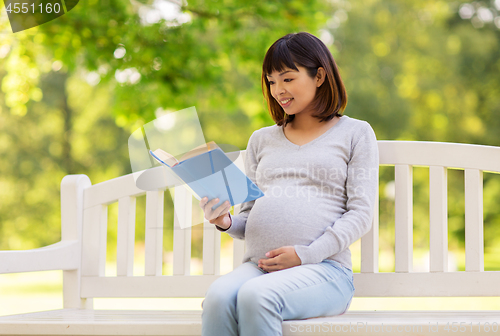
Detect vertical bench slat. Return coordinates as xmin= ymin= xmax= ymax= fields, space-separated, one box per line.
xmin=116 ymin=196 xmax=136 ymax=277
xmin=231 ymin=203 xmax=246 ymax=270
xmin=395 ymin=165 xmax=413 ymax=273
xmin=233 ymin=239 xmax=246 ymax=270
xmin=361 ymin=187 xmax=379 ymax=273
xmin=203 ymin=218 xmax=221 ymax=275
xmin=465 ymin=169 xmax=484 ymax=272
xmin=230 ymin=152 xmax=248 ymax=271
xmin=145 ymin=190 xmax=164 ymax=276
xmin=62 ymin=175 xmax=93 ymax=309
xmin=429 ymin=166 xmax=448 ymax=272
xmin=173 ymin=186 xmax=192 ymax=275
xmin=82 ymin=204 xmax=108 ymax=277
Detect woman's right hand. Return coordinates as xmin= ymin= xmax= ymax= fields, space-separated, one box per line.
xmin=199 ymin=197 xmax=232 ymax=230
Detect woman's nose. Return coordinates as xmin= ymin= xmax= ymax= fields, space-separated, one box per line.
xmin=274 ymin=82 xmax=285 ymax=96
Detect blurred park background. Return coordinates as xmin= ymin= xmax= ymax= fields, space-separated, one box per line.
xmin=1 ymin=0 xmax=500 ymax=315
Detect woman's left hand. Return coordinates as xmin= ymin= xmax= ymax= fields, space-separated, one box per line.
xmin=258 ymin=246 xmax=302 ymax=272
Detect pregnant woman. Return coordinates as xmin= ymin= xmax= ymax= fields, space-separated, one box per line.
xmin=199 ymin=31 xmax=379 ymax=336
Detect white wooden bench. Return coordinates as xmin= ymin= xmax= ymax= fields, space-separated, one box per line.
xmin=1 ymin=140 xmax=500 ymax=336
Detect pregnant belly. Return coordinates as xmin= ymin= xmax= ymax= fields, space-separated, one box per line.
xmin=244 ymin=185 xmax=340 ymax=253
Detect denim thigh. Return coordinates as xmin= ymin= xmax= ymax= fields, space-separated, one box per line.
xmin=237 ymin=259 xmax=355 ymax=320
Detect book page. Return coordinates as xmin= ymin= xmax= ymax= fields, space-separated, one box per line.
xmin=151 ymin=149 xmax=179 ymax=167
xmin=179 ymin=141 xmax=220 ymax=162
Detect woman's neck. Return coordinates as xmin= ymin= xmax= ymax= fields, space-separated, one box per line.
xmin=287 ymin=113 xmax=339 ymax=132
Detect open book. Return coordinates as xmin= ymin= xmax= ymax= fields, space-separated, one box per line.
xmin=150 ymin=141 xmax=265 ymax=210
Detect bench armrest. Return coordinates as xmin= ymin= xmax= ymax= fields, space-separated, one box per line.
xmin=0 ymin=240 xmax=80 ymax=274
xmin=0 ymin=175 xmax=90 ymax=276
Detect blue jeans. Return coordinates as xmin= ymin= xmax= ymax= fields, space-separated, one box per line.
xmin=201 ymin=259 xmax=355 ymax=336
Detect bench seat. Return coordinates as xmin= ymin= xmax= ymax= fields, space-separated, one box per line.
xmin=1 ymin=309 xmax=499 ymax=335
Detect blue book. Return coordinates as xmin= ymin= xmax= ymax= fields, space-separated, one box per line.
xmin=149 ymin=142 xmax=265 ymax=210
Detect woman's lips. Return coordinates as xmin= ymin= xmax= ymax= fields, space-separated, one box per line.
xmin=280 ymin=98 xmax=293 ymax=107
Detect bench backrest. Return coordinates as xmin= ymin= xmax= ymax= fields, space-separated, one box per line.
xmin=70 ymin=141 xmax=500 ymax=303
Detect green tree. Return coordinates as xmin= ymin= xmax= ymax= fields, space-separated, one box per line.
xmin=0 ymin=0 xmax=333 ymax=253
xmin=328 ymin=0 xmax=500 ymax=268
xmin=1 ymin=0 xmax=500 ymax=271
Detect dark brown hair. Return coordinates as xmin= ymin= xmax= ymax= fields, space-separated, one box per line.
xmin=261 ymin=32 xmax=347 ymax=127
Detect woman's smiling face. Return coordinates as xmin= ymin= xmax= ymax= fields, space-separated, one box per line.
xmin=266 ymin=65 xmax=324 ymax=117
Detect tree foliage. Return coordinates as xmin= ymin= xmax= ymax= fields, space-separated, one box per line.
xmin=1 ymin=0 xmax=500 ymax=268
xmin=0 ymin=0 xmax=332 ymax=251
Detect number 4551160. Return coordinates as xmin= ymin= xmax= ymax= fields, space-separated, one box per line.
xmin=5 ymin=2 xmax=61 ymax=14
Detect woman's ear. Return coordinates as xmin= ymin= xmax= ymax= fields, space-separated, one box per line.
xmin=316 ymin=67 xmax=326 ymax=87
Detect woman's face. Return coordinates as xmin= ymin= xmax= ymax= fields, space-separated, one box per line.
xmin=266 ymin=64 xmax=325 ymax=117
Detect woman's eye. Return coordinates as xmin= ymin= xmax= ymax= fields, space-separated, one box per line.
xmin=284 ymin=79 xmax=293 ymax=82
xmin=269 ymin=81 xmax=275 ymax=85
